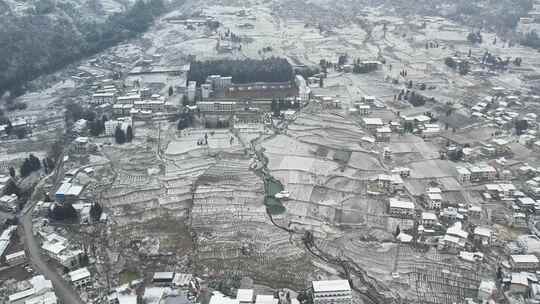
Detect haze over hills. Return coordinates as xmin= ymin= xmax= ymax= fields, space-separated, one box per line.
xmin=0 ymin=0 xmax=167 ymax=97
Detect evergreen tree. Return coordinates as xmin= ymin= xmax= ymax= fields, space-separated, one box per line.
xmin=182 ymin=95 xmax=189 ymax=106
xmin=114 ymin=126 xmax=126 ymax=144
xmin=168 ymin=86 xmax=173 ymax=96
xmin=49 ymin=203 xmax=78 ymax=220
xmin=8 ymin=167 xmax=15 ymax=178
xmin=4 ymin=180 xmax=20 ymax=196
xmin=90 ymin=202 xmax=103 ymax=222
xmin=126 ymin=126 xmax=133 ymax=142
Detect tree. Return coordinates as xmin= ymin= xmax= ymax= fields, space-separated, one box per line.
xmin=89 ymin=119 xmax=105 ymax=136
xmin=49 ymin=203 xmax=78 ymax=221
xmin=338 ymin=54 xmax=348 ymax=66
xmin=182 ymin=95 xmax=189 ymax=106
xmin=90 ymin=202 xmax=103 ymax=222
xmin=467 ymin=32 xmax=482 ymax=44
xmin=168 ymin=86 xmax=173 ymax=96
xmin=126 ymin=126 xmax=133 ymax=142
xmin=522 ymin=30 xmax=540 ymax=49
xmin=271 ymin=98 xmax=280 ymax=117
xmin=9 ymin=167 xmax=15 ymax=178
xmin=319 ymin=77 xmax=323 ymax=88
xmin=458 ymin=60 xmax=470 ymax=75
xmin=515 ymin=119 xmax=528 ymax=135
xmin=395 ymin=225 xmax=401 ymax=237
xmin=444 ymin=57 xmax=456 ymax=68
xmin=4 ymin=180 xmax=20 ymax=196
xmin=114 ymin=126 xmax=126 ymax=144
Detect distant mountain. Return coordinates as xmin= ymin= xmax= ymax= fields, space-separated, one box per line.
xmin=0 ymin=0 xmax=166 ymax=97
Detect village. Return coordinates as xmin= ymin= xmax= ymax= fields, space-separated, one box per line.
xmin=3 ymin=0 xmax=540 ymax=303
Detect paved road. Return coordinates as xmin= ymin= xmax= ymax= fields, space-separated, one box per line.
xmin=21 ymin=204 xmax=85 ymax=304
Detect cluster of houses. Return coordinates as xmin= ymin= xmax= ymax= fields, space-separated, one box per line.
xmin=359 ymin=113 xmax=440 ymax=142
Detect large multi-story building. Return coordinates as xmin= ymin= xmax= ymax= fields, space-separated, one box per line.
xmin=388 ymin=198 xmax=415 ymax=218
xmin=312 ymin=280 xmax=352 ymax=304
xmin=510 ymin=254 xmax=540 ymax=271
xmin=197 ymin=101 xmax=236 ymax=113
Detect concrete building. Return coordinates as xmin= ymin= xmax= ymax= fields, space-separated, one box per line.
xmin=54 ymin=183 xmax=83 ymax=203
xmin=41 ymin=233 xmax=83 ymax=269
xmin=116 ymin=94 xmax=142 ymax=104
xmin=133 ymin=100 xmax=165 ymax=112
xmin=0 ymin=194 xmax=18 ymax=212
xmin=312 ymin=280 xmax=352 ymax=304
xmin=425 ymin=187 xmax=443 ymax=209
xmin=104 ymin=117 xmax=132 ymax=136
xmin=469 ymin=164 xmax=497 ymax=182
xmin=73 ymin=119 xmax=88 ymax=134
xmin=207 ymin=75 xmax=233 ymax=90
xmin=473 ymin=227 xmax=493 ymax=246
xmin=187 ymin=81 xmax=197 ymax=102
xmin=73 ymin=137 xmax=89 ymax=153
xmin=68 ymin=267 xmax=91 ymax=288
xmin=510 ymin=254 xmax=540 ymax=271
xmin=477 ymin=280 xmax=496 ymax=302
xmin=0 ymin=226 xmax=17 ymax=261
xmin=197 ymin=101 xmax=236 ymax=113
xmin=295 ymin=75 xmax=311 ymax=102
xmin=456 ymin=167 xmax=471 ymax=184
xmin=375 ymin=126 xmax=391 ymax=142
xmin=237 ymin=289 xmax=254 ymax=304
xmin=421 ymin=212 xmax=438 ymax=227
xmin=92 ymin=92 xmax=116 ymax=105
xmin=388 ymin=198 xmax=415 ymax=218
xmin=373 ymin=174 xmax=404 ymax=192
xmin=255 ymin=295 xmax=278 ymax=304
xmin=152 ymin=272 xmax=175 ymax=285
xmin=362 ymin=117 xmax=384 ymax=132
xmin=5 ymin=250 xmax=26 ymax=265
xmin=201 ymin=83 xmax=212 ymax=100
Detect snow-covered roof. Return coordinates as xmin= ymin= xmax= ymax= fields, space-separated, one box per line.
xmin=236 ymin=289 xmax=254 ymax=302
xmin=312 ymin=280 xmax=351 ymax=292
xmin=255 ymin=295 xmax=277 ymax=304
xmin=389 ymin=198 xmax=415 ymax=210
xmin=511 ymin=254 xmax=540 ymax=264
xmin=447 ymin=222 xmax=468 ymax=239
xmin=362 ymin=118 xmax=383 ymax=126
xmin=68 ymin=267 xmax=91 ymax=282
xmin=422 ymin=212 xmax=437 ymax=221
xmin=473 ymin=227 xmax=492 ymax=238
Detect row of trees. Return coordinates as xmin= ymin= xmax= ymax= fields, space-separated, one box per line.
xmin=396 ymin=90 xmax=428 ymax=107
xmin=187 ymin=58 xmax=293 ymax=85
xmin=89 ymin=116 xmax=108 ymax=136
xmin=0 ymin=0 xmax=167 ymax=97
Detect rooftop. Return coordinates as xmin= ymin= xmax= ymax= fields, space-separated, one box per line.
xmin=362 ymin=117 xmax=384 ymax=126
xmin=511 ymin=254 xmax=540 ymax=264
xmin=68 ymin=267 xmax=91 ymax=282
xmin=389 ymin=198 xmax=415 ymax=210
xmin=236 ymin=289 xmax=254 ymax=302
xmin=312 ymin=279 xmax=351 ymax=292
